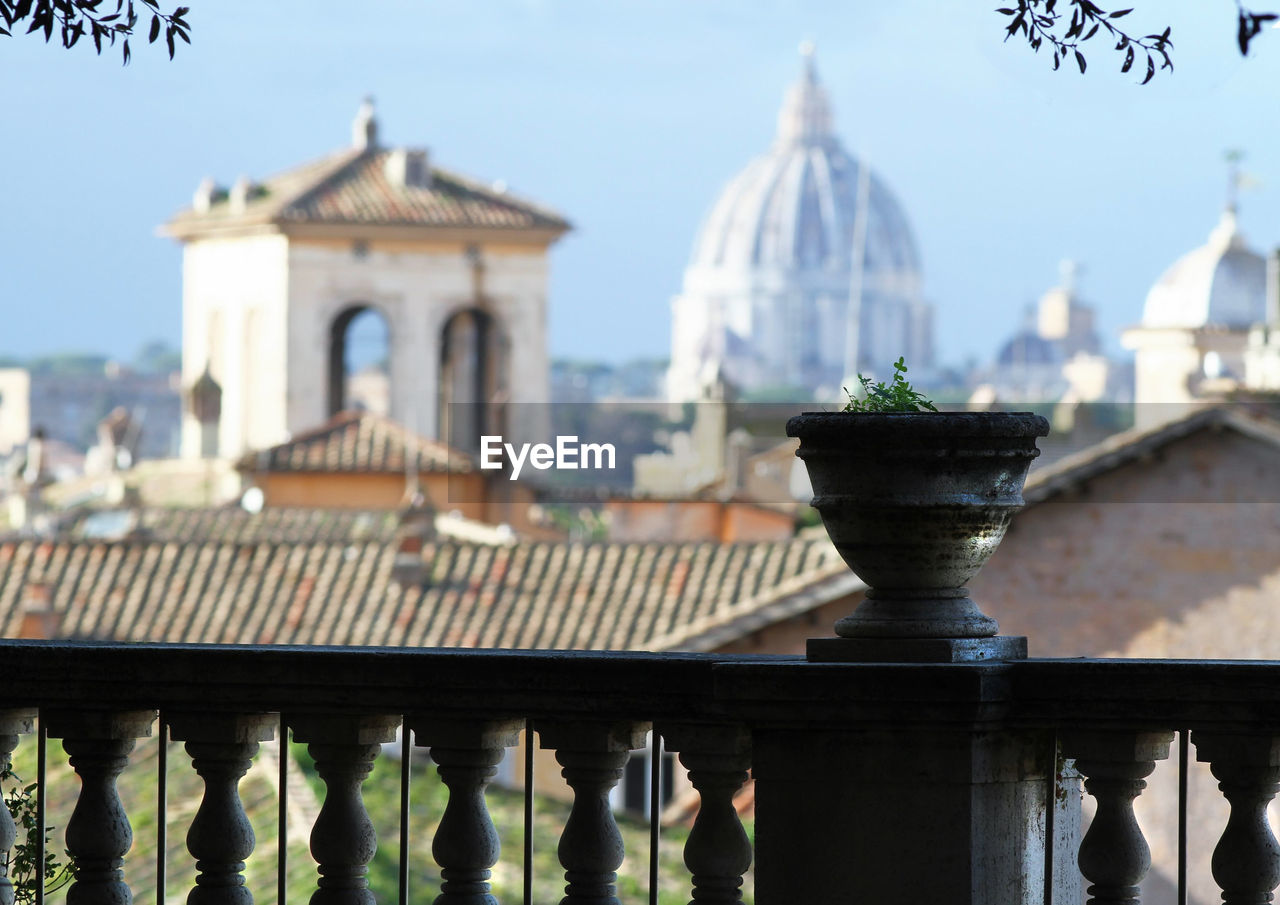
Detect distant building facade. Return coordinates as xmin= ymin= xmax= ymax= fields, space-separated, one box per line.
xmin=667 ymin=47 xmax=932 ymax=401
xmin=163 ymin=101 xmax=570 ymax=460
xmin=0 ymin=370 xmax=30 ymax=457
xmin=26 ymin=367 xmax=180 ymax=459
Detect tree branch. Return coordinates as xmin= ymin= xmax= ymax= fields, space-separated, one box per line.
xmin=0 ymin=0 xmax=191 ymax=64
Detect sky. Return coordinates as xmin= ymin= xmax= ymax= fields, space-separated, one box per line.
xmin=3 ymin=0 xmax=1280 ymax=370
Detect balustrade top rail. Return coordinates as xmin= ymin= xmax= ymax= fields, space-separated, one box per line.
xmin=4 ymin=640 xmax=1280 ymax=905
xmin=4 ymin=640 xmax=1280 ymax=732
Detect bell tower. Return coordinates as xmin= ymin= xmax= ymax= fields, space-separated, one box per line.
xmin=164 ymin=100 xmax=570 ymax=459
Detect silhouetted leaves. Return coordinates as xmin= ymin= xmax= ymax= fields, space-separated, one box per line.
xmin=998 ymin=0 xmax=1176 ymax=82
xmin=1002 ymin=1 xmax=1277 ymax=77
xmin=0 ymin=0 xmax=190 ymax=63
xmin=1237 ymin=3 xmax=1278 ymax=54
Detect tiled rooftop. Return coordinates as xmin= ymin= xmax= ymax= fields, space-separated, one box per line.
xmin=1024 ymin=404 xmax=1280 ymax=505
xmin=0 ymin=535 xmax=848 ymax=651
xmin=164 ymin=148 xmax=570 ymax=236
xmin=239 ymin=410 xmax=471 ymax=475
xmin=73 ymin=506 xmax=403 ymax=544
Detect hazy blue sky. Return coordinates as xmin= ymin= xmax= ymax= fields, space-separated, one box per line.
xmin=3 ymin=1 xmax=1278 ymax=368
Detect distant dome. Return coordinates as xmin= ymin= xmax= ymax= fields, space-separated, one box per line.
xmin=1142 ymin=209 xmax=1266 ymax=329
xmin=667 ymin=47 xmax=932 ymax=401
xmin=688 ymin=51 xmax=921 ymax=279
xmin=997 ymin=330 xmax=1059 ymax=367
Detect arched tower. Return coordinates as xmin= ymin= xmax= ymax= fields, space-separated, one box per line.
xmin=164 ymin=100 xmax=570 ymax=459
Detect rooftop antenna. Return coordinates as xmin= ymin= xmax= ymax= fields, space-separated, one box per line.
xmin=1058 ymin=259 xmax=1082 ymax=294
xmin=1225 ymin=148 xmax=1245 ymax=213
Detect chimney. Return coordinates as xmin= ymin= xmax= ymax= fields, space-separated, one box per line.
xmin=229 ymin=176 xmax=252 ymax=215
xmin=391 ymin=493 xmax=436 ymax=587
xmin=384 ymin=148 xmax=431 ymax=189
xmin=18 ymin=579 xmax=57 ymax=640
xmin=352 ymin=96 xmax=378 ymax=151
xmin=1268 ymin=248 xmax=1280 ymax=328
xmin=193 ymin=177 xmax=218 ymax=214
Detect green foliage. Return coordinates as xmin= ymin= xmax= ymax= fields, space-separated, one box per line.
xmin=0 ymin=0 xmax=191 ymax=64
xmin=25 ymin=354 xmax=108 ymax=378
xmin=541 ymin=505 xmax=610 ymax=541
xmin=132 ymin=340 xmax=181 ymax=376
xmin=842 ymin=357 xmax=938 ymax=414
xmin=0 ymin=766 xmax=75 ymax=905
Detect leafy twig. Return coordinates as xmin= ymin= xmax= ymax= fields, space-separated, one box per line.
xmin=0 ymin=0 xmax=191 ymax=64
xmin=996 ymin=0 xmax=1173 ymax=82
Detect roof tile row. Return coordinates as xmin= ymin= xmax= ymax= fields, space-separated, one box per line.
xmin=0 ymin=534 xmax=846 ymax=652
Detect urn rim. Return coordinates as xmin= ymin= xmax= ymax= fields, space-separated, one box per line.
xmin=785 ymin=410 xmax=1050 ymax=441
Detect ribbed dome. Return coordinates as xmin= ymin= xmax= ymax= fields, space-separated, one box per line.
xmin=1142 ymin=209 xmax=1266 ymax=329
xmin=666 ymin=47 xmax=932 ymax=401
xmin=688 ymin=50 xmax=921 ymax=279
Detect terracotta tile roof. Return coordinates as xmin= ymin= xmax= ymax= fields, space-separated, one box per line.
xmin=0 ymin=534 xmax=851 ymax=651
xmin=1024 ymin=404 xmax=1280 ymax=505
xmin=163 ymin=148 xmax=570 ymax=237
xmin=239 ymin=411 xmax=473 ymax=475
xmin=120 ymin=507 xmax=401 ymax=543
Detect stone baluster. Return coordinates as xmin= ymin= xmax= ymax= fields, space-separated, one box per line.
xmin=45 ymin=710 xmax=157 ymax=905
xmin=1193 ymin=732 xmax=1280 ymax=905
xmin=0 ymin=712 xmax=35 ymax=905
xmin=662 ymin=725 xmax=752 ymax=905
xmin=406 ymin=717 xmax=522 ymax=905
xmin=539 ymin=720 xmax=649 ymax=905
xmin=290 ymin=714 xmax=400 ymax=905
xmin=1062 ymin=730 xmax=1173 ymax=905
xmin=168 ymin=713 xmax=276 ymax=905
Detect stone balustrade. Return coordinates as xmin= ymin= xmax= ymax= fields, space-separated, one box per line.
xmin=2 ymin=643 xmax=1280 ymax=905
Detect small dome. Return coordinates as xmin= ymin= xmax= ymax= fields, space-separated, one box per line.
xmin=997 ymin=330 xmax=1059 ymax=367
xmin=687 ymin=50 xmax=920 ymax=279
xmin=1142 ymin=209 xmax=1266 ymax=329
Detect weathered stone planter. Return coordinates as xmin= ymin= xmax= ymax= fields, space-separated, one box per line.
xmin=786 ymin=411 xmax=1050 ymax=660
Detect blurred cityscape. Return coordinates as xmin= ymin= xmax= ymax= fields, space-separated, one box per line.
xmin=4 ymin=50 xmax=1279 ymax=523
xmin=4 ymin=24 xmax=1280 ymax=904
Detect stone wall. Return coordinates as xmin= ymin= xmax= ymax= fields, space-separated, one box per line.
xmin=971 ymin=426 xmax=1280 ymax=659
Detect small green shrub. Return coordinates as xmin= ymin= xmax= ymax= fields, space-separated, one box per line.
xmin=842 ymin=357 xmax=937 ymax=413
xmin=1 ymin=766 xmax=75 ymax=904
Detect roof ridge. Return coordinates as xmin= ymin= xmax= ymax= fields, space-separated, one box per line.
xmin=647 ymin=552 xmax=854 ymax=652
xmin=429 ymin=162 xmax=572 ymax=228
xmin=239 ymin=409 xmax=472 ymax=474
xmin=1024 ymin=404 xmax=1280 ymax=504
xmin=269 ymin=147 xmax=369 ymax=220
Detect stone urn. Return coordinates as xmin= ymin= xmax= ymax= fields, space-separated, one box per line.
xmin=786 ymin=411 xmax=1049 ymax=659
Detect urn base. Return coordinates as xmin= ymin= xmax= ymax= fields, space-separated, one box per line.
xmin=834 ymin=588 xmax=998 ymax=639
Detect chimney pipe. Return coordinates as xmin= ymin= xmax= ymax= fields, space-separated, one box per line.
xmin=391 ymin=494 xmax=435 ymax=587
xmin=1267 ymin=248 xmax=1280 ymax=328
xmin=18 ymin=579 xmax=57 ymax=640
